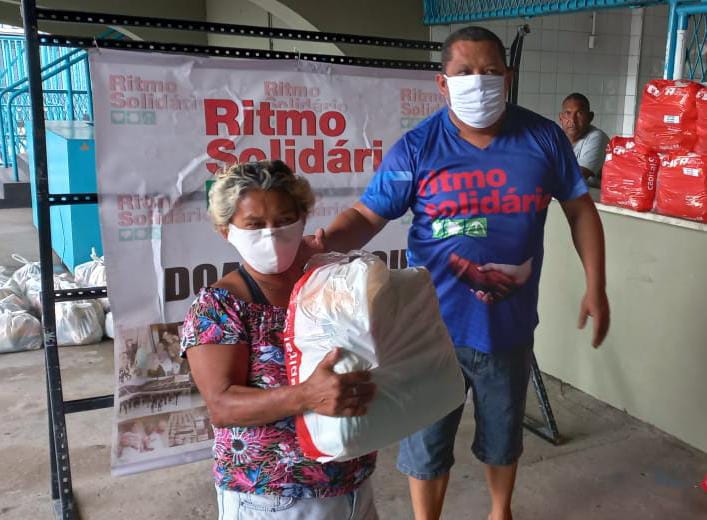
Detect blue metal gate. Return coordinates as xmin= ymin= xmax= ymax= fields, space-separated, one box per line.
xmin=1 ymin=32 xmax=92 ymax=178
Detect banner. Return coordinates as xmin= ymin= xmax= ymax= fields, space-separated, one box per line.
xmin=89 ymin=49 xmax=444 ymax=475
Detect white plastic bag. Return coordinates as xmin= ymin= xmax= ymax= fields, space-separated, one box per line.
xmin=74 ymin=248 xmax=109 ymax=311
xmin=105 ymin=311 xmax=114 ymax=339
xmin=24 ymin=277 xmax=42 ymax=315
xmin=0 ymin=266 xmax=10 ymax=286
xmin=285 ymin=251 xmax=466 ymax=462
xmin=9 ymin=254 xmax=41 ymax=293
xmin=0 ymin=277 xmax=27 ymax=308
xmin=0 ymin=294 xmax=43 ymax=353
xmin=54 ymin=277 xmax=105 ymax=346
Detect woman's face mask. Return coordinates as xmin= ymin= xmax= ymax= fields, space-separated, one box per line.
xmin=227 ymin=219 xmax=305 ymax=274
xmin=444 ymin=74 xmax=506 ymax=129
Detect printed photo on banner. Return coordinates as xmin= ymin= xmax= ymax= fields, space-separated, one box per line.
xmin=116 ymin=324 xmax=200 ymax=420
xmin=115 ymin=406 xmax=213 ymax=464
xmin=117 ymin=323 xmax=190 ymax=384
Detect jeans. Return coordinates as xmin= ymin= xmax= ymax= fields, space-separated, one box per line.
xmin=397 ymin=345 xmax=533 ymax=478
xmin=216 ymin=478 xmax=378 ymax=520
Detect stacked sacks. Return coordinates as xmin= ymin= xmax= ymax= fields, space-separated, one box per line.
xmin=635 ymin=80 xmax=700 ymax=153
xmin=655 ymin=154 xmax=707 ymax=222
xmin=0 ymin=260 xmax=42 ymax=353
xmin=695 ymin=88 xmax=707 ymax=155
xmin=3 ymin=255 xmax=105 ymax=348
xmin=74 ymin=247 xmax=109 ymax=312
xmin=53 ymin=275 xmax=105 ymax=346
xmin=601 ymin=137 xmax=659 ymax=212
xmin=602 ymin=80 xmax=707 ymax=223
xmin=0 ymin=292 xmax=42 ymax=353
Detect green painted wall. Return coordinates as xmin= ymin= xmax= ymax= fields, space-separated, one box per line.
xmin=537 ymin=203 xmax=707 ymax=452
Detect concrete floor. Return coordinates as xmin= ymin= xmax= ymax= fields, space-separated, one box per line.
xmin=1 ymin=207 xmax=706 ymax=520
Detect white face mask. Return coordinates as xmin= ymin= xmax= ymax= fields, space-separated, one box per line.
xmin=227 ymin=219 xmax=305 ymax=274
xmin=444 ymin=74 xmax=506 ymax=129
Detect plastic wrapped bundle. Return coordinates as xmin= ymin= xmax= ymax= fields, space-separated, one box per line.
xmin=74 ymin=248 xmax=109 ymax=311
xmin=601 ymin=137 xmax=659 ymax=212
xmin=0 ymin=294 xmax=42 ymax=353
xmin=695 ymin=88 xmax=707 ymax=154
xmin=105 ymin=311 xmax=115 ymax=339
xmin=54 ymin=276 xmax=105 ymax=346
xmin=285 ymin=251 xmax=466 ymax=462
xmin=9 ymin=254 xmax=41 ymax=293
xmin=23 ymin=273 xmax=105 ymax=345
xmin=0 ymin=268 xmax=26 ymax=306
xmin=635 ymin=80 xmax=701 ymax=153
xmin=655 ymin=153 xmax=707 ymax=222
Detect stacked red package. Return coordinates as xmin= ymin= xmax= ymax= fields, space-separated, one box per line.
xmin=635 ymin=80 xmax=701 ymax=153
xmin=655 ymin=153 xmax=707 ymax=222
xmin=695 ymin=87 xmax=707 ymax=154
xmin=601 ymin=137 xmax=659 ymax=212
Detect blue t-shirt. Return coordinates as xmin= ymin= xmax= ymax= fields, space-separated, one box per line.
xmin=361 ymin=105 xmax=587 ymax=353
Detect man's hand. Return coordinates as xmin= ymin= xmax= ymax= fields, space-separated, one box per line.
xmin=578 ymin=289 xmax=610 ymax=348
xmin=296 ymin=228 xmax=327 ymax=271
xmin=302 ymin=348 xmax=376 ymax=417
xmin=560 ymin=194 xmax=610 ymax=348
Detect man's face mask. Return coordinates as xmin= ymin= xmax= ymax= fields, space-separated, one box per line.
xmin=227 ymin=219 xmax=305 ymax=274
xmin=444 ymin=74 xmax=506 ymax=129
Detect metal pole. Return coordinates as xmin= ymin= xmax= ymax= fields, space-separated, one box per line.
xmin=63 ymin=56 xmax=74 ymax=120
xmin=0 ymin=104 xmax=7 ymax=167
xmin=83 ymin=56 xmax=93 ymax=121
xmin=21 ymin=0 xmax=76 ymax=518
xmin=46 ymin=372 xmax=60 ymax=502
xmin=664 ymin=0 xmax=679 ymax=79
xmin=673 ymin=13 xmax=689 ymax=80
xmin=9 ymin=107 xmax=18 ymax=181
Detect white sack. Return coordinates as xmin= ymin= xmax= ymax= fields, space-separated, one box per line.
xmin=0 ymin=278 xmax=27 ymax=308
xmin=0 ymin=266 xmax=10 ymax=286
xmin=9 ymin=254 xmax=41 ymax=293
xmin=54 ymin=277 xmax=105 ymax=346
xmin=74 ymin=248 xmax=109 ymax=311
xmin=285 ymin=251 xmax=466 ymax=462
xmin=16 ymin=271 xmax=104 ymax=345
xmin=0 ymin=294 xmax=43 ymax=353
xmin=105 ymin=311 xmax=114 ymax=339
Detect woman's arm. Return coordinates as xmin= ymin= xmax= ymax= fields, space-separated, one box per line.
xmin=187 ymin=344 xmax=376 ymax=428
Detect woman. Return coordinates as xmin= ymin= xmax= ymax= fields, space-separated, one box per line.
xmin=181 ymin=160 xmax=378 ymax=519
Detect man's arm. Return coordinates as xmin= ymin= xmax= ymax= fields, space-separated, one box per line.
xmin=579 ymin=166 xmax=595 ymax=180
xmin=320 ymin=202 xmax=389 ymax=253
xmin=559 ymin=193 xmax=610 ymax=347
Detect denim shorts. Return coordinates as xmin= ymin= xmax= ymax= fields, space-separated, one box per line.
xmin=397 ymin=345 xmax=533 ymax=478
xmin=216 ymin=478 xmax=378 ymax=520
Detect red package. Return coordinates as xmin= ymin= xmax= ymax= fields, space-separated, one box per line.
xmin=695 ymin=88 xmax=707 ymax=154
xmin=655 ymin=153 xmax=707 ymax=222
xmin=600 ymin=136 xmax=659 ymax=212
xmin=635 ymin=80 xmax=700 ymax=153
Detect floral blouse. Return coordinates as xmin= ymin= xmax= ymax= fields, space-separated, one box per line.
xmin=180 ymin=287 xmax=376 ymax=498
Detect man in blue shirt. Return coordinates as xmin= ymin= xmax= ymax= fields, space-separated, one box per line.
xmin=310 ymin=26 xmax=610 ymax=520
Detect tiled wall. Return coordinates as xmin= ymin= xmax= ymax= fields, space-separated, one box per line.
xmin=638 ymin=5 xmax=669 ymax=104
xmin=430 ymin=5 xmax=670 ymax=139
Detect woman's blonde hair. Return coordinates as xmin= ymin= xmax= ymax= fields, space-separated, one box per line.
xmin=208 ymin=160 xmax=315 ymax=229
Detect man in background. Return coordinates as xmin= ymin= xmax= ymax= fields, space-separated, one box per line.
xmin=559 ymin=93 xmax=610 ymax=188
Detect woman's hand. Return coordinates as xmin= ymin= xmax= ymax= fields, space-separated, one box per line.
xmin=301 ymin=348 xmax=376 ymax=417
